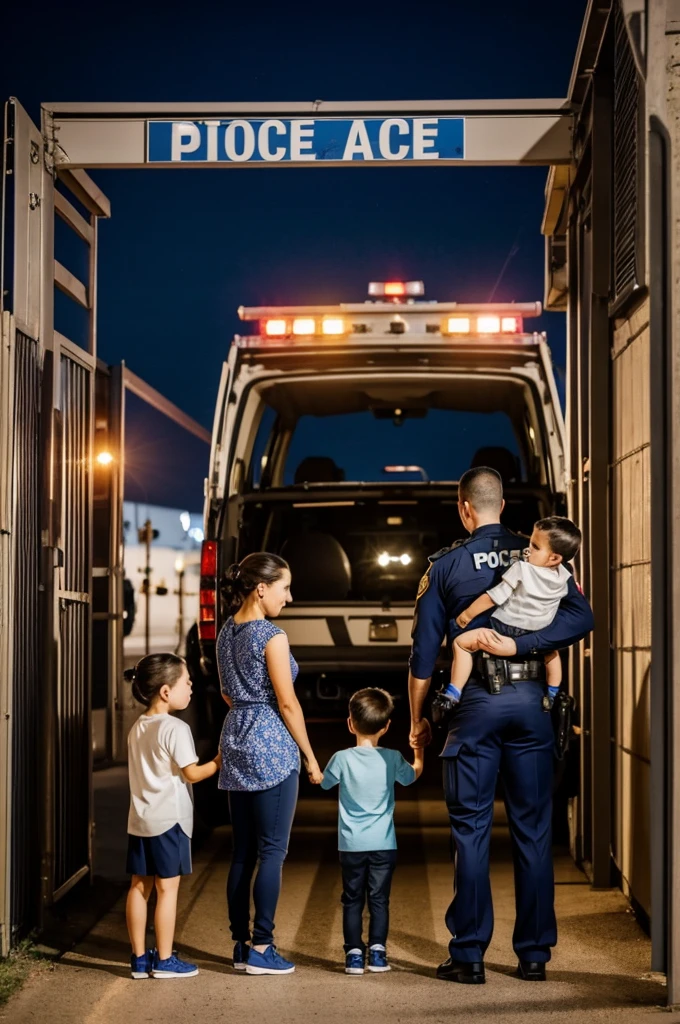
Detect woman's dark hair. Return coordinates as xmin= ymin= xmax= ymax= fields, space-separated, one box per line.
xmin=220 ymin=552 xmax=290 ymax=614
xmin=123 ymin=653 xmax=186 ymax=707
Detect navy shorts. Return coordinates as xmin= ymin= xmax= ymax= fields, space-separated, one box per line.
xmin=489 ymin=617 xmax=532 ymax=639
xmin=126 ymin=823 xmax=192 ymax=878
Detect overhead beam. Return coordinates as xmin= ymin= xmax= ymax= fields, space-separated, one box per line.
xmin=123 ymin=367 xmax=211 ymax=444
xmin=43 ymin=100 xmax=573 ymax=169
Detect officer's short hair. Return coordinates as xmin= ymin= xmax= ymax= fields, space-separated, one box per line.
xmin=535 ymin=516 xmax=581 ymax=562
xmin=458 ymin=466 xmax=503 ymax=513
xmin=349 ymin=687 xmax=393 ymax=734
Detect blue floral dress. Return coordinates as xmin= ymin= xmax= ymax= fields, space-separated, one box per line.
xmin=217 ymin=618 xmax=300 ymax=791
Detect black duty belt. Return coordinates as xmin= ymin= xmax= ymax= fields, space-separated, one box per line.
xmin=476 ymin=653 xmax=546 ymax=693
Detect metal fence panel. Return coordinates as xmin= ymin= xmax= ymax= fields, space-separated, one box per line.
xmin=10 ymin=330 xmax=42 ymax=940
xmin=53 ymin=353 xmax=92 ymax=898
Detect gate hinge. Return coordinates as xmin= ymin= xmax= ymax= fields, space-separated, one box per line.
xmin=29 ymin=193 xmax=41 ymax=211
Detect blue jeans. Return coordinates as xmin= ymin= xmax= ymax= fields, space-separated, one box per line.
xmin=227 ymin=771 xmax=299 ymax=946
xmin=339 ymin=850 xmax=397 ymax=952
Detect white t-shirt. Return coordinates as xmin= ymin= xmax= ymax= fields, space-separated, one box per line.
xmin=127 ymin=714 xmax=198 ymax=838
xmin=487 ymin=560 xmax=571 ymax=630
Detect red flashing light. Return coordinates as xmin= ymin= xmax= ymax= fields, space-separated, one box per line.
xmin=384 ymin=282 xmax=406 ymax=296
xmin=200 ymin=540 xmax=217 ymax=577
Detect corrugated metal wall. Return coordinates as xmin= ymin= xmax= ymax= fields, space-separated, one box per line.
xmin=10 ymin=330 xmax=42 ymax=941
xmin=611 ymin=298 xmax=651 ymax=915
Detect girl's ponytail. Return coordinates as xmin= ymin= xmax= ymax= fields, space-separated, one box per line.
xmin=124 ymin=654 xmax=185 ymax=707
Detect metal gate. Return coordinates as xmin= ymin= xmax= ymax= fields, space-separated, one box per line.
xmin=0 ymin=98 xmax=110 ymax=947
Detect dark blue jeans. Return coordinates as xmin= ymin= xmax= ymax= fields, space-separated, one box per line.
xmin=339 ymin=850 xmax=397 ymax=952
xmin=227 ymin=771 xmax=299 ymax=946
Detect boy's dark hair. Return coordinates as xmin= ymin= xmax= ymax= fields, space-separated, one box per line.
xmin=535 ymin=516 xmax=581 ymax=562
xmin=349 ymin=687 xmax=394 ymax=735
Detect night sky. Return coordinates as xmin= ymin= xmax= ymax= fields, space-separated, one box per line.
xmin=3 ymin=1 xmax=586 ymax=508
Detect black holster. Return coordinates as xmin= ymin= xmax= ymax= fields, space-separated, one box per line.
xmin=552 ymin=691 xmax=576 ymax=760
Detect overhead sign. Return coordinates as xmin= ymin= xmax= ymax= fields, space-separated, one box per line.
xmin=146 ymin=117 xmax=465 ymax=165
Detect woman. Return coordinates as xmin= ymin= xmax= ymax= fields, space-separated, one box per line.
xmin=217 ymin=552 xmax=323 ymax=977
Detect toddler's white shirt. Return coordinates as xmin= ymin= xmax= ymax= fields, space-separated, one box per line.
xmin=486 ymin=560 xmax=571 ymax=630
xmin=127 ymin=714 xmax=197 ymax=838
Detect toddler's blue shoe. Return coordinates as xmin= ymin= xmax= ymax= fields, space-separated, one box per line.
xmin=245 ymin=945 xmax=295 ymax=975
xmin=152 ymin=952 xmax=199 ymax=978
xmin=368 ymin=946 xmax=390 ymax=973
xmin=345 ymin=949 xmax=365 ymax=975
xmin=130 ymin=949 xmax=154 ymax=979
xmin=233 ymin=941 xmax=250 ymax=971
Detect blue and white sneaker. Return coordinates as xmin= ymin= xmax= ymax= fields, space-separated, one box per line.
xmin=233 ymin=941 xmax=250 ymax=971
xmin=245 ymin=945 xmax=295 ymax=975
xmin=345 ymin=949 xmax=365 ymax=975
xmin=130 ymin=949 xmax=154 ymax=979
xmin=368 ymin=945 xmax=390 ymax=973
xmin=151 ymin=952 xmax=199 ymax=978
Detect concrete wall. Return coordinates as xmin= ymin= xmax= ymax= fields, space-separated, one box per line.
xmin=610 ymin=297 xmax=651 ymax=915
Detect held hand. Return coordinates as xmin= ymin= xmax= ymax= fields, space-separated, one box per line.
xmin=409 ymin=718 xmax=432 ymax=749
xmin=306 ymin=761 xmax=324 ymax=785
xmin=474 ymin=629 xmax=517 ymax=657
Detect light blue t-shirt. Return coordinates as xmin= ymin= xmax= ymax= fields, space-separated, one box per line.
xmin=320 ymin=746 xmax=417 ymax=852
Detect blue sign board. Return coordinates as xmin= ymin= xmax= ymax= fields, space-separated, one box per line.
xmin=147 ymin=117 xmax=465 ymax=164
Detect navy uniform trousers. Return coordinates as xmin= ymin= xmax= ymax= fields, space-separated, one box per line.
xmin=442 ymin=677 xmax=556 ymax=964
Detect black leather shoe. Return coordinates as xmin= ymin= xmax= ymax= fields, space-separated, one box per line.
xmin=437 ymin=957 xmax=485 ymax=984
xmin=515 ymin=960 xmax=546 ymax=981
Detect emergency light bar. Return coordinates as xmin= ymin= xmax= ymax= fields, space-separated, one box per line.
xmin=368 ymin=280 xmax=424 ymax=298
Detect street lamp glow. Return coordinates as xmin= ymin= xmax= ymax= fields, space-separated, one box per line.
xmin=174 ymin=556 xmax=185 ymax=574
xmin=96 ymin=451 xmax=114 ymax=466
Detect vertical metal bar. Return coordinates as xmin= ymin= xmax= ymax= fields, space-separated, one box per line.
xmin=648 ymin=117 xmax=672 ymax=981
xmin=109 ymin=364 xmax=125 ymax=762
xmin=589 ymin=71 xmax=613 ymax=888
xmin=0 ymin=313 xmax=17 ymax=955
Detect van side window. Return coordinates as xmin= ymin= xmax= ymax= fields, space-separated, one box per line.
xmin=249 ymin=405 xmax=278 ymax=489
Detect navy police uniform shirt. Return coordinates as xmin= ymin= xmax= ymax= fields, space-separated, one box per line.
xmin=409 ymin=523 xmax=594 ymax=680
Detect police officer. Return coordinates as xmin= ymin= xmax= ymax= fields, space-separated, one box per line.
xmin=408 ymin=466 xmax=593 ymax=984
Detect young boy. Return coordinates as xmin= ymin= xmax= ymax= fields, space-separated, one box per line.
xmin=447 ymin=516 xmax=582 ymax=707
xmin=321 ymin=688 xmax=423 ymax=976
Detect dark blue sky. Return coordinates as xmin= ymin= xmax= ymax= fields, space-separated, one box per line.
xmin=4 ymin=0 xmax=586 ymax=508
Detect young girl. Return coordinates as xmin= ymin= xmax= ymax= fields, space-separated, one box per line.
xmin=218 ymin=553 xmax=323 ymax=976
xmin=125 ymin=653 xmax=220 ymax=980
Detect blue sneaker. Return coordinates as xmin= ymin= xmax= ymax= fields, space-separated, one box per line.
xmin=130 ymin=949 xmax=154 ymax=979
xmin=345 ymin=949 xmax=365 ymax=975
xmin=245 ymin=945 xmax=295 ymax=975
xmin=152 ymin=952 xmax=199 ymax=978
xmin=233 ymin=941 xmax=250 ymax=971
xmin=368 ymin=946 xmax=390 ymax=973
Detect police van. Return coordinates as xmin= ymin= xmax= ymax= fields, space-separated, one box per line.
xmin=190 ymin=281 xmax=567 ymax=709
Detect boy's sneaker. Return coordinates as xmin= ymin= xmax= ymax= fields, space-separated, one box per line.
xmin=233 ymin=941 xmax=250 ymax=971
xmin=245 ymin=945 xmax=295 ymax=975
xmin=368 ymin=946 xmax=390 ymax=973
xmin=151 ymin=952 xmax=199 ymax=978
xmin=130 ymin=949 xmax=154 ymax=979
xmin=345 ymin=949 xmax=365 ymax=975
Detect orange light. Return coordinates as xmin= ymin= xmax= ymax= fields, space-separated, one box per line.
xmin=293 ymin=318 xmax=316 ymax=335
xmin=96 ymin=451 xmax=114 ymax=466
xmin=322 ymin=318 xmax=346 ymax=335
xmin=501 ymin=316 xmax=521 ymax=332
xmin=446 ymin=317 xmax=471 ymax=334
xmin=477 ymin=316 xmax=501 ymax=333
xmin=384 ymin=282 xmax=406 ymax=296
xmin=265 ymin=319 xmax=287 ymax=336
